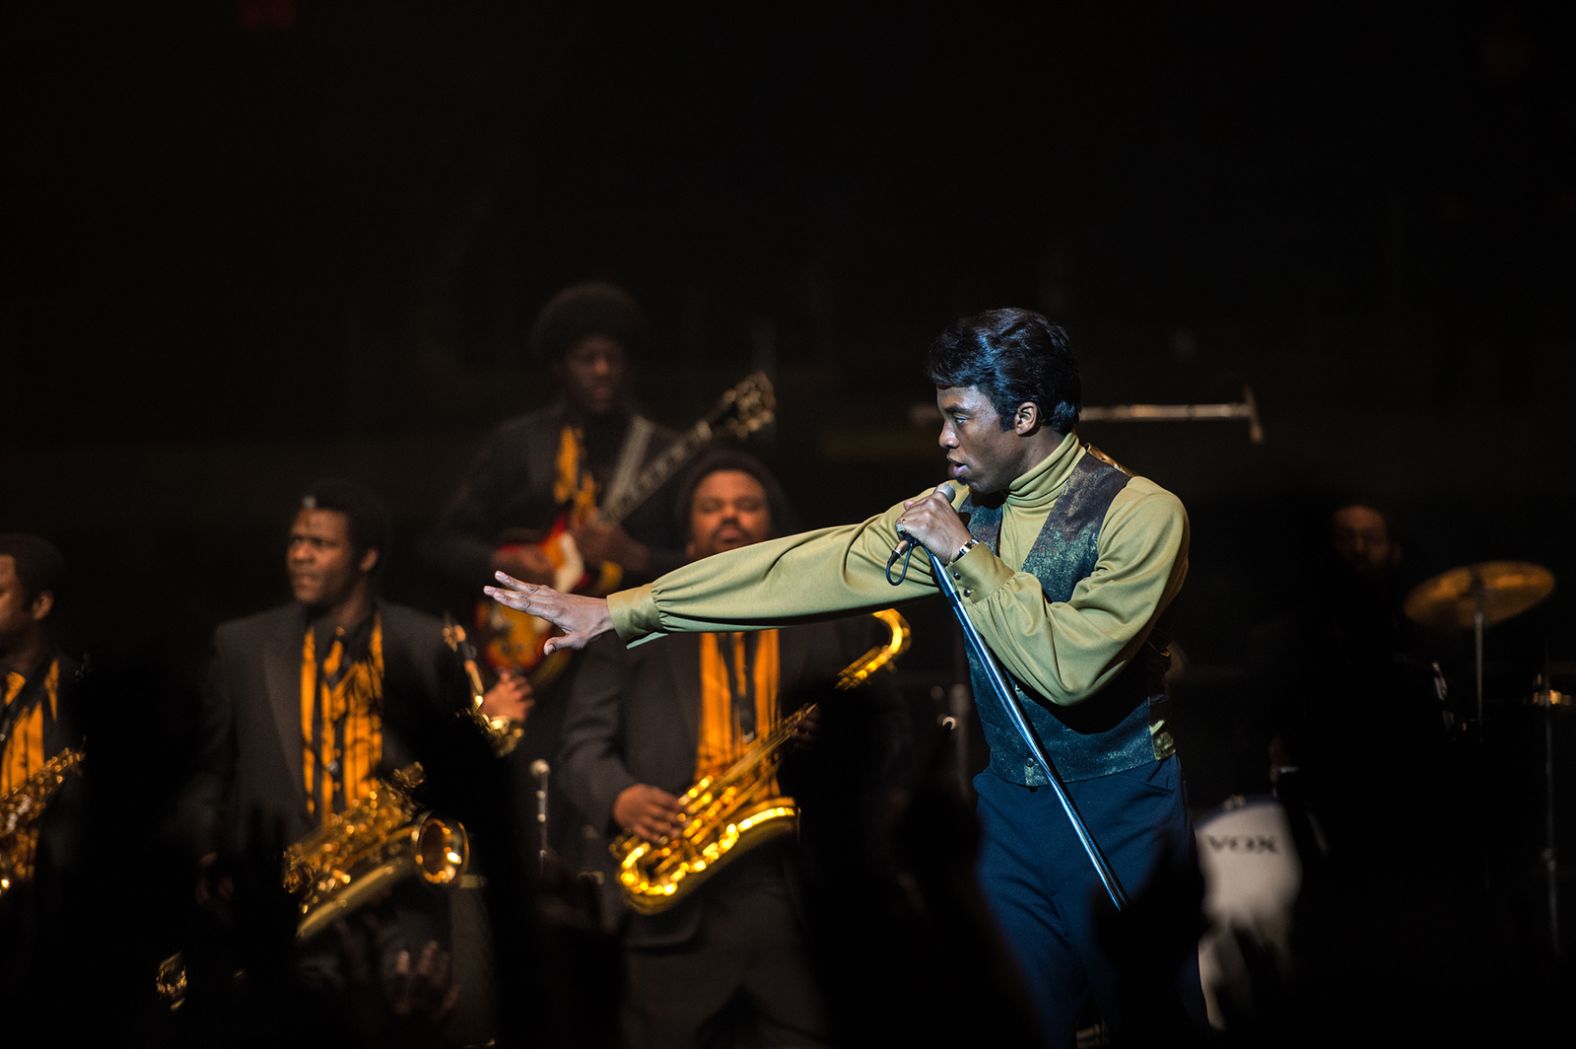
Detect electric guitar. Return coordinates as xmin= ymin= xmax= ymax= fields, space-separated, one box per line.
xmin=476 ymin=372 xmax=775 ymax=684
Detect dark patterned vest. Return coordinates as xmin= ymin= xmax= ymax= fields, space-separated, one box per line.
xmin=960 ymin=447 xmax=1176 ymax=786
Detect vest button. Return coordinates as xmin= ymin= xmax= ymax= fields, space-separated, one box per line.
xmin=963 ymin=587 xmax=972 ymax=597
xmin=951 ymin=570 xmax=962 ymax=580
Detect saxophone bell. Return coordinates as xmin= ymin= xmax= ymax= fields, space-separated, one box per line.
xmin=288 ymin=762 xmax=470 ymax=943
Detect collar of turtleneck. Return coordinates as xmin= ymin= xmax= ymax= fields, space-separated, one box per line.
xmin=1001 ymin=430 xmax=1083 ymax=511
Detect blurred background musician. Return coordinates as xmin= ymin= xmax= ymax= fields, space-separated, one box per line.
xmin=558 ymin=450 xmax=908 ymax=1049
xmin=0 ymin=533 xmax=86 ymax=1002
xmin=181 ymin=479 xmax=526 ymax=1046
xmin=425 ymin=280 xmax=688 ymax=876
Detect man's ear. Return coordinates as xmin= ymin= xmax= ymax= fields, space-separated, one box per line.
xmin=1012 ymin=401 xmax=1041 ymax=436
xmin=359 ymin=548 xmax=380 ymax=575
xmin=30 ymin=590 xmax=54 ymax=623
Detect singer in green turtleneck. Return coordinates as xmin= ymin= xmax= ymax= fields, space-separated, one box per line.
xmin=487 ymin=309 xmax=1206 ymax=1048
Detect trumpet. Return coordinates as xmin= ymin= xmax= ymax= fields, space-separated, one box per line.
xmin=612 ymin=608 xmax=910 ymax=914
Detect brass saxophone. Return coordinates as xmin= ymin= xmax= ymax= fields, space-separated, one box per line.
xmin=158 ymin=762 xmax=468 ymax=1009
xmin=285 ymin=762 xmax=469 ymax=942
xmin=0 ymin=746 xmax=84 ymax=898
xmin=612 ymin=608 xmax=910 ymax=914
xmin=443 ymin=616 xmax=524 ymax=757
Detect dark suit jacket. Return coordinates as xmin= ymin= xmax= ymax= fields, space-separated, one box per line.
xmin=559 ymin=616 xmax=908 ymax=947
xmin=187 ymin=600 xmax=451 ymax=859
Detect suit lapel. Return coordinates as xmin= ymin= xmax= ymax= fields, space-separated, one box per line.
xmin=263 ymin=609 xmax=306 ymax=800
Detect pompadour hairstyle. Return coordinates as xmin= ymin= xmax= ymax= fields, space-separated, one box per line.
xmin=925 ymin=307 xmax=1081 ymax=433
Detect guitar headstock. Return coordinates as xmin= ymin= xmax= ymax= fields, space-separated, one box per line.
xmin=710 ymin=372 xmax=775 ymax=440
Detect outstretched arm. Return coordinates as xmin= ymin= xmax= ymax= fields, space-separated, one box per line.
xmin=486 ymin=488 xmax=957 ymax=655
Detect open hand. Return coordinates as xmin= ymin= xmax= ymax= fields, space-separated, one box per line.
xmin=483 ymin=571 xmax=615 ymax=654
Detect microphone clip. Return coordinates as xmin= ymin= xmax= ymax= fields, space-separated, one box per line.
xmin=886 ymin=533 xmax=916 ymax=586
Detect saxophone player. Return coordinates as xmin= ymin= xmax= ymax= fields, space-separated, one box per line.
xmin=0 ymin=534 xmax=85 ymax=999
xmin=181 ymin=479 xmax=527 ymax=1045
xmin=558 ymin=451 xmax=908 ymax=1049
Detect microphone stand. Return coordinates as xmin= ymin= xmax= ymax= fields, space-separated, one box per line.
xmin=920 ymin=539 xmax=1129 ymax=911
xmin=530 ymin=759 xmax=552 ymax=875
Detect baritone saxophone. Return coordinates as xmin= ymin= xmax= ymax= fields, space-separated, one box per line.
xmin=611 ymin=607 xmax=910 ymax=914
xmin=284 ymin=762 xmax=469 ymax=943
xmin=157 ymin=762 xmax=468 ymax=1009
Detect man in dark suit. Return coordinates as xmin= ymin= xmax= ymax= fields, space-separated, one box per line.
xmin=559 ymin=451 xmax=908 ymax=1049
xmin=185 ymin=479 xmax=527 ymax=1045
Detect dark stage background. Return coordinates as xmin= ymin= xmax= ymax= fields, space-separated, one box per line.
xmin=4 ymin=0 xmax=1576 ymax=1007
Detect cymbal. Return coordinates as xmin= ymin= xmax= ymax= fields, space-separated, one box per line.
xmin=1403 ymin=561 xmax=1555 ymax=631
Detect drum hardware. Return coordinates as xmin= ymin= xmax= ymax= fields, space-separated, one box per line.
xmin=1528 ymin=672 xmax=1569 ymax=960
xmin=1402 ymin=561 xmax=1555 ymax=743
xmin=1078 ymin=384 xmax=1264 ymax=444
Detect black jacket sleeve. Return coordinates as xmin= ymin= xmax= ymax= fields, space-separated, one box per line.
xmin=557 ymin=635 xmax=640 ymax=834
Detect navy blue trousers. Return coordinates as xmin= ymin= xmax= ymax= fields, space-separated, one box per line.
xmin=975 ymin=756 xmax=1208 ymax=1048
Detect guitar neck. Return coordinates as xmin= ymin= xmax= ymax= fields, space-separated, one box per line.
xmin=600 ymin=420 xmax=714 ymax=525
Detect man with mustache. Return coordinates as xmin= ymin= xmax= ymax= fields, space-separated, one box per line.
xmin=490 ymin=309 xmax=1207 ymax=1048
xmin=557 ymin=450 xmax=907 ymax=1049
